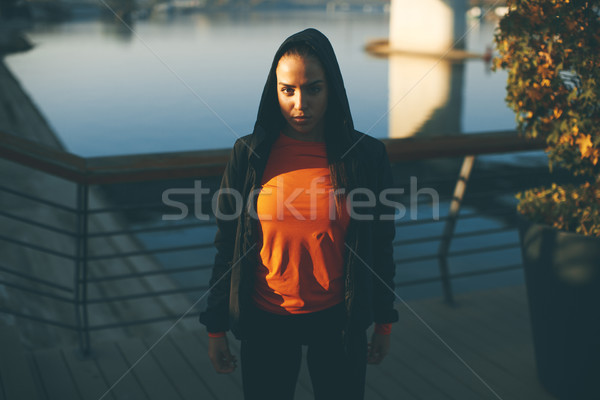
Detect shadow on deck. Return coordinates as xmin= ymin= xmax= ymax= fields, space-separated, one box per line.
xmin=1 ymin=285 xmax=557 ymax=400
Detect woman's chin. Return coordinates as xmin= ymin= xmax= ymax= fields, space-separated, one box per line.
xmin=284 ymin=123 xmax=324 ymax=141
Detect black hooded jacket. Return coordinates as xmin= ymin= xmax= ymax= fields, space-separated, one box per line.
xmin=199 ymin=28 xmax=399 ymax=345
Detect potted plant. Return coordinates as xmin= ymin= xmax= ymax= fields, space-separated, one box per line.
xmin=494 ymin=1 xmax=600 ymax=398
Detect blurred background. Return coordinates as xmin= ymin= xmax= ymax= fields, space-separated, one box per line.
xmin=2 ymin=0 xmax=513 ymax=156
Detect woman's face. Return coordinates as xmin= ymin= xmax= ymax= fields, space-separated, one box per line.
xmin=276 ymin=54 xmax=328 ymax=141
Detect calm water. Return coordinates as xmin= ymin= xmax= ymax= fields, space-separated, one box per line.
xmin=5 ymin=9 xmax=517 ymax=157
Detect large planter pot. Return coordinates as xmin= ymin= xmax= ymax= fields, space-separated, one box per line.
xmin=518 ymin=216 xmax=600 ymax=399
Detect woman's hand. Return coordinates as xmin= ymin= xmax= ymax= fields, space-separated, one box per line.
xmin=367 ymin=332 xmax=391 ymax=364
xmin=208 ymin=335 xmax=237 ymax=373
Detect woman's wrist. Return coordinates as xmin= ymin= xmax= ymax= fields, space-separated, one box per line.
xmin=374 ymin=323 xmax=392 ymax=335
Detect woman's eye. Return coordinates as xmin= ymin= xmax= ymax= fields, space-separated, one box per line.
xmin=281 ymin=87 xmax=294 ymax=95
xmin=310 ymin=87 xmax=321 ymax=94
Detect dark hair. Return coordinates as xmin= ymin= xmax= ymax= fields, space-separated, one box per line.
xmin=281 ymin=42 xmax=319 ymax=61
xmin=277 ymin=41 xmax=358 ymax=218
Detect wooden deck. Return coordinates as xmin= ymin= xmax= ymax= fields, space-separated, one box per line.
xmin=10 ymin=285 xmax=557 ymax=400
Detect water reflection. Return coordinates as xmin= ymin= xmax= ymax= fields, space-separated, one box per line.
xmin=388 ymin=55 xmax=464 ymax=138
xmin=386 ymin=0 xmax=469 ymax=138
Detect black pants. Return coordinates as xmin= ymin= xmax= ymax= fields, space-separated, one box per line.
xmin=240 ymin=302 xmax=367 ymax=400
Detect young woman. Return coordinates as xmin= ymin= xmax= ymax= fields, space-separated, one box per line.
xmin=199 ymin=28 xmax=399 ymax=400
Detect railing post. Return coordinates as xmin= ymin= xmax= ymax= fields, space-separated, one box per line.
xmin=75 ymin=182 xmax=90 ymax=355
xmin=437 ymin=155 xmax=475 ymax=304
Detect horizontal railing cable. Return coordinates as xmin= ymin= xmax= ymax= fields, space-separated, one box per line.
xmin=392 ymin=165 xmax=550 ymax=188
xmin=395 ymin=242 xmax=521 ymax=265
xmin=87 ymin=312 xmax=199 ymax=331
xmin=395 ymin=208 xmax=518 ymax=227
xmin=0 ymin=263 xmax=73 ymax=292
xmin=447 ymin=242 xmax=520 ymax=258
xmin=0 ymin=209 xmax=77 ymax=238
xmin=87 ymin=199 xmax=211 ymax=214
xmin=445 ymin=263 xmax=523 ymax=280
xmin=393 ymin=226 xmax=515 ymax=246
xmin=0 ymin=184 xmax=77 ymax=213
xmin=394 ymin=263 xmax=523 ymax=288
xmin=0 ymin=233 xmax=75 ymax=260
xmin=85 ymin=263 xmax=213 ymax=283
xmin=87 ymin=219 xmax=216 ymax=238
xmin=393 ymin=185 xmax=531 ymax=203
xmin=86 ymin=242 xmax=214 ymax=261
xmin=0 ymin=307 xmax=78 ymax=331
xmin=0 ymin=279 xmax=74 ymax=303
xmin=86 ymin=285 xmax=208 ymax=304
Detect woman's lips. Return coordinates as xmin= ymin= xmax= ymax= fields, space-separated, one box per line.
xmin=292 ymin=116 xmax=311 ymax=124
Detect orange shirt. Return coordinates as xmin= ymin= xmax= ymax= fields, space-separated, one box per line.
xmin=252 ymin=132 xmax=350 ymax=314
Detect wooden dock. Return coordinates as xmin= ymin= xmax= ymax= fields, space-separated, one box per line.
xmin=0 ymin=285 xmax=558 ymax=400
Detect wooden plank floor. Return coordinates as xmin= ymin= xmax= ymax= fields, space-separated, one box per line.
xmin=24 ymin=285 xmax=558 ymax=400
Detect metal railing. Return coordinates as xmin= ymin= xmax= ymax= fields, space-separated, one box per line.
xmin=0 ymin=129 xmax=551 ymax=354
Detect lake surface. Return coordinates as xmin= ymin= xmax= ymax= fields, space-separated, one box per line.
xmin=5 ymin=8 xmax=517 ymax=157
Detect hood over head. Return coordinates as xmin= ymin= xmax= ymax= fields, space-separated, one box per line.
xmin=253 ymin=28 xmax=359 ymax=156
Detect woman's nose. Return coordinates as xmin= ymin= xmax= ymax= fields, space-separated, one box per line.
xmin=295 ymin=91 xmax=308 ymax=110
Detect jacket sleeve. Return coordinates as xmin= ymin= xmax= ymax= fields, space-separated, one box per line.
xmin=199 ymin=139 xmax=244 ymax=333
xmin=371 ymin=142 xmax=399 ymax=325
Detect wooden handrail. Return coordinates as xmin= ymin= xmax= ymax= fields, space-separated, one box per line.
xmin=381 ymin=130 xmax=546 ymax=161
xmin=85 ymin=148 xmax=232 ymax=184
xmin=0 ymin=129 xmax=86 ymax=183
xmin=0 ymin=129 xmax=546 ymax=185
